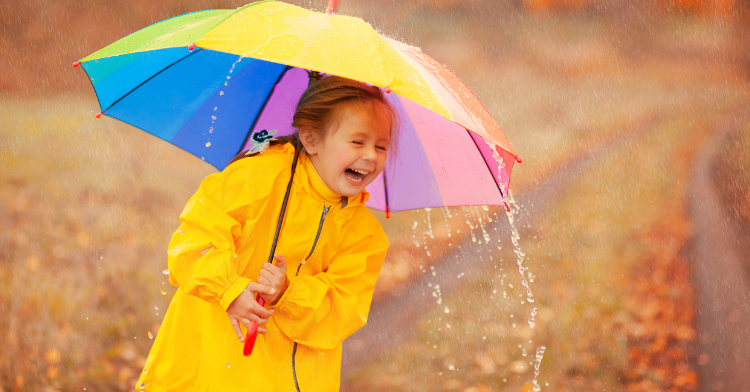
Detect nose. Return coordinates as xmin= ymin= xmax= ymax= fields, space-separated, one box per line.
xmin=362 ymin=145 xmax=377 ymax=162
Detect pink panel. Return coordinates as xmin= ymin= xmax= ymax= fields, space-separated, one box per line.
xmin=399 ymin=96 xmax=505 ymax=207
xmin=469 ymin=132 xmax=515 ymax=198
xmin=365 ymin=171 xmax=386 ymax=211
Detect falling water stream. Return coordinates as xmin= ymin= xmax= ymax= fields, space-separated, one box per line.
xmin=491 ymin=149 xmax=545 ymax=389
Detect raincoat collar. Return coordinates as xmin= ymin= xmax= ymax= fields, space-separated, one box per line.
xmin=282 ymin=143 xmax=369 ymax=209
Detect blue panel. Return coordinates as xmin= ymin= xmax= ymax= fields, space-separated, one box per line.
xmin=171 ymin=60 xmax=286 ymax=170
xmin=105 ymin=50 xmax=255 ymax=144
xmin=83 ymin=48 xmax=192 ymax=109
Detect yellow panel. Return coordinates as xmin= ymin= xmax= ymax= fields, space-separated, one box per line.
xmin=196 ymin=1 xmax=451 ymax=120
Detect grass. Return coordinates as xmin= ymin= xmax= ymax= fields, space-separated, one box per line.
xmin=0 ymin=93 xmax=215 ymax=391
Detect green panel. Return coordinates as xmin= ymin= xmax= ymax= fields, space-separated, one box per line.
xmin=80 ymin=9 xmax=232 ymax=62
xmin=84 ymin=51 xmax=149 ymax=85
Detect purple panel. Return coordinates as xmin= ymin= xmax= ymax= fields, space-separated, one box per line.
xmin=365 ymin=92 xmax=443 ymax=212
xmin=241 ymin=67 xmax=309 ymax=152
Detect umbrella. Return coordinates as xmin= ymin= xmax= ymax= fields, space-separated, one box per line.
xmin=73 ymin=0 xmax=521 ymax=218
xmin=74 ymin=0 xmax=522 ymax=358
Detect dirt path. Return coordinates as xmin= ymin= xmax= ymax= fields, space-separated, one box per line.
xmin=688 ymin=117 xmax=750 ymax=392
xmin=341 ymin=114 xmax=665 ymax=372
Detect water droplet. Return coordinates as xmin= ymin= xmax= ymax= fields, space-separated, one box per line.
xmin=211 ymin=116 xmax=217 ymax=120
xmin=138 ymin=383 xmax=145 ymax=390
xmin=443 ymin=307 xmax=450 ymax=314
xmin=206 ymin=142 xmax=211 ymax=147
xmin=148 ymin=331 xmax=154 ymax=339
xmin=227 ymin=363 xmax=231 ymax=369
xmin=162 ymin=269 xmax=170 ymax=275
xmin=213 ymin=107 xmax=218 ymax=111
xmin=531 ymin=346 xmax=547 ymax=391
xmin=528 ymin=307 xmax=538 ymax=329
xmin=161 ymin=290 xmax=167 ymax=295
xmin=219 ymin=91 xmax=224 ymax=95
xmin=154 ymin=306 xmax=159 ymax=310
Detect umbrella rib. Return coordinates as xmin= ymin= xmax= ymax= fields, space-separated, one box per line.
xmin=465 ymin=128 xmax=505 ymax=199
xmin=236 ymin=65 xmax=292 ymax=155
xmin=383 ymin=169 xmax=390 ymax=216
xmin=101 ymin=48 xmax=204 ymax=114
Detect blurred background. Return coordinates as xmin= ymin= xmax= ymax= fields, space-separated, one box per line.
xmin=2 ymin=0 xmax=750 ymax=391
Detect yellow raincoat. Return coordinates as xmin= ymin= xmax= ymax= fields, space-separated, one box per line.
xmin=137 ymin=143 xmax=388 ymax=391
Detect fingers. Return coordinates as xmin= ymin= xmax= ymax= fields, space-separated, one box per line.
xmin=251 ymin=302 xmax=273 ymax=319
xmin=241 ymin=314 xmax=269 ymax=327
xmin=229 ymin=317 xmax=244 ymax=342
xmin=259 ymin=268 xmax=275 ymax=282
xmin=258 ymin=275 xmax=271 ymax=286
xmin=246 ymin=281 xmax=276 ymax=297
xmin=258 ymin=327 xmax=267 ymax=335
xmin=273 ymin=254 xmax=287 ymax=272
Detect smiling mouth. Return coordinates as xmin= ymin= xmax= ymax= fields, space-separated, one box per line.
xmin=344 ymin=168 xmax=370 ymax=184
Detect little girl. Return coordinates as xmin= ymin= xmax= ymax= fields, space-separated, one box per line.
xmin=136 ymin=75 xmax=398 ymax=392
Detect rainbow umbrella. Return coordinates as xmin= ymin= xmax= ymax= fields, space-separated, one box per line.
xmin=74 ymin=0 xmax=520 ymax=215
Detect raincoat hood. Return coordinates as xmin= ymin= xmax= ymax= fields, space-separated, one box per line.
xmin=138 ymin=142 xmax=388 ymax=392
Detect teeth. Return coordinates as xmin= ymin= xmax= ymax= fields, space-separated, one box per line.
xmin=352 ymin=169 xmax=369 ymax=175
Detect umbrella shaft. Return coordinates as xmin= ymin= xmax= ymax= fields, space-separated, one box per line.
xmin=326 ymin=0 xmax=338 ymax=14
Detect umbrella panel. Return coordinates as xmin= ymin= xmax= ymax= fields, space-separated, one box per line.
xmin=82 ymin=49 xmax=511 ymax=210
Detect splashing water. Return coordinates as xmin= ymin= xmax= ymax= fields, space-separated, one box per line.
xmin=481 ymin=224 xmax=491 ymax=243
xmin=424 ymin=207 xmax=434 ymax=239
xmin=532 ymin=346 xmax=546 ymax=391
xmin=505 ymin=196 xmax=535 ymax=304
xmin=528 ymin=307 xmax=538 ymax=329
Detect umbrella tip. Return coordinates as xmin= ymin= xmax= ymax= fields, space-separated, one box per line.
xmin=385 ymin=206 xmax=390 ymax=219
xmin=515 ymin=155 xmax=522 ymax=163
xmin=95 ymin=112 xmax=102 ymax=119
xmin=72 ymin=61 xmax=81 ymax=68
xmin=188 ymin=43 xmax=196 ymax=51
xmin=384 ymin=86 xmax=391 ymax=94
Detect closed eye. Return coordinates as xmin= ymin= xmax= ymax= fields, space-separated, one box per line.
xmin=352 ymin=141 xmax=363 ymax=145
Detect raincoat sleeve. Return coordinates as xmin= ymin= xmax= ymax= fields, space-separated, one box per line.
xmin=269 ymin=212 xmax=389 ymax=350
xmin=166 ymin=159 xmax=278 ymax=311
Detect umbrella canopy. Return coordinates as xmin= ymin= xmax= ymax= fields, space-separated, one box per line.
xmin=75 ymin=0 xmax=520 ymax=212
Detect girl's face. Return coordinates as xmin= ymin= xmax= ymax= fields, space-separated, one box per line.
xmin=305 ymin=102 xmax=391 ymax=197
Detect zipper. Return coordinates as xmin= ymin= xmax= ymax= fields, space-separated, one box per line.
xmin=292 ymin=204 xmax=331 ymax=392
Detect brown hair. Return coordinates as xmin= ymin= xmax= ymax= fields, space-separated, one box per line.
xmin=229 ymin=74 xmax=399 ymax=167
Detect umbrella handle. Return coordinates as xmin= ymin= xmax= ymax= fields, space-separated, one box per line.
xmin=326 ymin=0 xmax=338 ymax=14
xmin=243 ymin=295 xmax=266 ymax=356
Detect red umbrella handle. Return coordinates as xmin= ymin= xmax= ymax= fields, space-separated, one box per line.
xmin=243 ymin=295 xmax=266 ymax=356
xmin=327 ymin=0 xmax=338 ymax=14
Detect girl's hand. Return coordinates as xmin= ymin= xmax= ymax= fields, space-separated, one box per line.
xmin=257 ymin=254 xmax=288 ymax=304
xmin=226 ymin=282 xmax=276 ymax=342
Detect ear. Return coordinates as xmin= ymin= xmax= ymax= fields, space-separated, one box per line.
xmin=298 ymin=125 xmax=320 ymax=155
